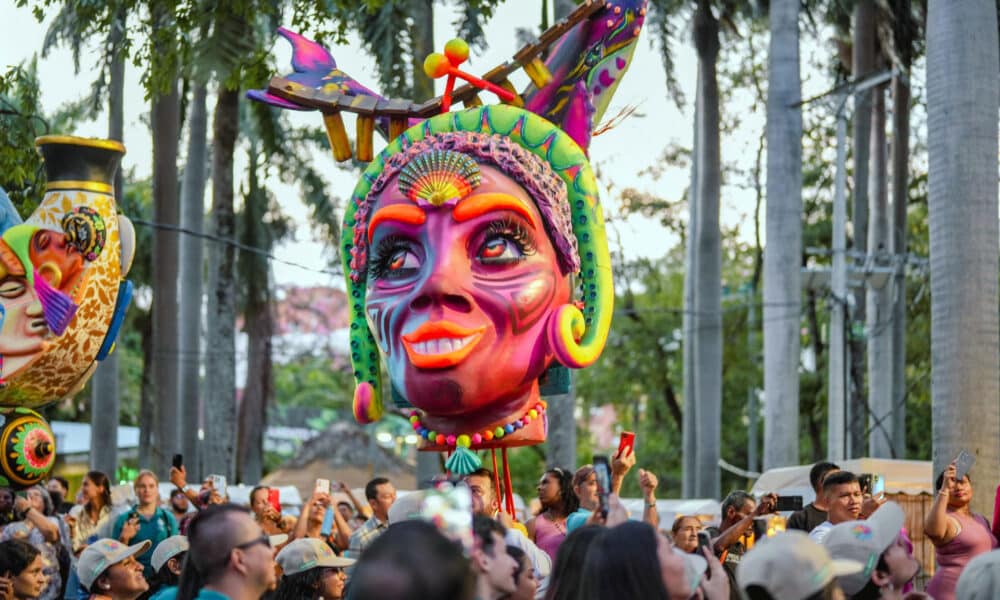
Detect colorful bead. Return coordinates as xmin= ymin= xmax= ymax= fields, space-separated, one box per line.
xmin=457 ymin=434 xmax=472 ymax=448
xmin=427 ymin=430 xmax=436 ymax=441
xmin=529 ymin=409 xmax=538 ymax=419
xmin=472 ymin=433 xmax=482 ymax=445
xmin=484 ymin=430 xmax=494 ymax=441
xmin=435 ymin=433 xmax=446 ymax=445
xmin=494 ymin=427 xmax=505 ymax=438
xmin=446 ymin=434 xmax=457 ymax=446
xmin=504 ymin=424 xmax=515 ymax=434
xmin=523 ymin=415 xmax=531 ymax=424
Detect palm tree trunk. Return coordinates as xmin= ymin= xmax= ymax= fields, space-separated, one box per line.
xmin=90 ymin=6 xmax=126 ymax=477
xmin=151 ymin=24 xmax=182 ymax=476
xmin=889 ymin=72 xmax=909 ymax=458
xmin=203 ymin=86 xmax=239 ymax=480
xmin=849 ymin=0 xmax=876 ymax=456
xmin=178 ymin=82 xmax=208 ymax=479
xmin=692 ymin=0 xmax=721 ymax=500
xmin=409 ymin=0 xmax=435 ymax=101
xmin=682 ymin=71 xmax=700 ymax=499
xmin=763 ymin=0 xmax=802 ymax=470
xmin=237 ymin=143 xmax=272 ymax=484
xmin=867 ymin=82 xmax=892 ymax=457
xmin=927 ymin=0 xmax=999 ymax=517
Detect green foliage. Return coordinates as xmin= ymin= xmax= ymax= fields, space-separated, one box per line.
xmin=0 ymin=60 xmax=46 ymax=215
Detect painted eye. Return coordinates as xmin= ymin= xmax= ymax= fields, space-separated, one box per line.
xmin=0 ymin=280 xmax=26 ymax=299
xmin=385 ymin=249 xmax=420 ymax=277
xmin=479 ymin=237 xmax=524 ymax=264
xmin=370 ymin=236 xmax=421 ymax=281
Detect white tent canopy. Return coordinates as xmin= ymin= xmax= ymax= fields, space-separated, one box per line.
xmin=751 ymin=458 xmax=934 ymax=504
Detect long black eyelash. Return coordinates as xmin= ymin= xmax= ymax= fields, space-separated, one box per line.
xmin=369 ymin=235 xmax=410 ymax=279
xmin=484 ymin=218 xmax=537 ymax=255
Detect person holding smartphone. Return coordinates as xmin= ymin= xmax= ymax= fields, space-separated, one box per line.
xmin=111 ymin=470 xmax=178 ymax=582
xmin=924 ymin=460 xmax=998 ymax=600
xmin=249 ymin=486 xmax=295 ymax=536
xmin=0 ymin=486 xmax=68 ymax=600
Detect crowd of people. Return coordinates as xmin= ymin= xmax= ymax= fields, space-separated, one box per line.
xmin=1 ymin=454 xmax=999 ymax=600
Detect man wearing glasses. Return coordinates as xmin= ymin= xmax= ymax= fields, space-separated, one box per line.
xmin=178 ymin=504 xmax=284 ymax=600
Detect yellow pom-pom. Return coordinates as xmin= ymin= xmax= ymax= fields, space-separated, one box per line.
xmin=456 ymin=434 xmax=471 ymax=448
xmin=444 ymin=38 xmax=469 ymax=65
xmin=423 ymin=53 xmax=450 ymax=79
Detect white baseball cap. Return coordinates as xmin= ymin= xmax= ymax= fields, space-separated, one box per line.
xmin=673 ymin=547 xmax=708 ymax=595
xmin=737 ymin=530 xmax=863 ymax=600
xmin=956 ymin=549 xmax=1000 ymax=599
xmin=276 ymin=538 xmax=355 ymax=575
xmin=150 ymin=535 xmax=189 ymax=573
xmin=77 ymin=538 xmax=151 ymax=589
xmin=822 ymin=501 xmax=906 ymax=594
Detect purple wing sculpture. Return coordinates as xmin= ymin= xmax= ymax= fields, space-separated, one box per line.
xmin=248 ymin=0 xmax=647 ymax=154
xmin=523 ymin=0 xmax=647 ymax=152
xmin=246 ymin=27 xmax=384 ymax=110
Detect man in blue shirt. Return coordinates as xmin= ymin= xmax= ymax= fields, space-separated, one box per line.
xmin=112 ymin=471 xmax=178 ymax=580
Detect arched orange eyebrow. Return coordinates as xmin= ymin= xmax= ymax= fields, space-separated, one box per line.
xmin=368 ymin=204 xmax=427 ymax=244
xmin=452 ymin=193 xmax=539 ymax=228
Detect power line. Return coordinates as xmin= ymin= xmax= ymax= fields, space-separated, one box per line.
xmin=131 ymin=219 xmax=342 ymax=278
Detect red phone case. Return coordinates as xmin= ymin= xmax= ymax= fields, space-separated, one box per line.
xmin=268 ymin=488 xmax=281 ymax=513
xmin=618 ymin=431 xmax=635 ymax=457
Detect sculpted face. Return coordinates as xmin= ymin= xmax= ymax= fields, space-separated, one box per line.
xmin=365 ymin=163 xmax=570 ymax=430
xmin=0 ymin=265 xmax=47 ymax=378
xmin=30 ymin=229 xmax=85 ymax=295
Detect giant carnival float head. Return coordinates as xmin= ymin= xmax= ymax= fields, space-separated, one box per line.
xmin=251 ymin=0 xmax=646 ymax=483
xmin=0 ymin=137 xmax=135 ymax=488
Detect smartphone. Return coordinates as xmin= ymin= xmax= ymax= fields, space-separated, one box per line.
xmin=315 ymin=478 xmax=331 ymax=495
xmin=209 ymin=474 xmax=227 ymax=497
xmin=617 ymin=431 xmax=635 ymax=458
xmin=593 ymin=455 xmax=612 ymax=519
xmin=172 ymin=454 xmax=183 ymax=469
xmin=320 ymin=506 xmax=335 ymax=537
xmin=268 ymin=488 xmax=281 ymax=513
xmin=955 ymin=450 xmax=976 ymax=481
xmin=697 ymin=530 xmax=712 ymax=554
xmin=871 ymin=475 xmax=885 ymax=497
xmin=858 ymin=473 xmax=884 ymax=497
xmin=774 ymin=495 xmax=803 ymax=512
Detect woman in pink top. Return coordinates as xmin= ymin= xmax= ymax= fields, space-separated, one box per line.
xmin=924 ymin=462 xmax=998 ymax=600
xmin=527 ymin=468 xmax=579 ymax=561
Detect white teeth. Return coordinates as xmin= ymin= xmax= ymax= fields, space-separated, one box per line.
xmin=412 ymin=335 xmax=475 ymax=355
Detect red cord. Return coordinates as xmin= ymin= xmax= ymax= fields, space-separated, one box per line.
xmin=491 ymin=449 xmax=503 ymax=514
xmin=502 ymin=448 xmax=516 ymax=518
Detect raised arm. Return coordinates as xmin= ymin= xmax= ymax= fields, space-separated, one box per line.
xmin=925 ymin=462 xmax=959 ymax=545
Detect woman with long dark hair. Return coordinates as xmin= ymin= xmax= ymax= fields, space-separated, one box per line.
xmin=69 ymin=471 xmax=113 ymax=554
xmin=273 ymin=538 xmax=354 ymax=600
xmin=527 ymin=467 xmax=579 ymax=561
xmin=545 ymin=525 xmax=602 ymax=600
xmin=580 ymin=521 xmax=720 ymax=600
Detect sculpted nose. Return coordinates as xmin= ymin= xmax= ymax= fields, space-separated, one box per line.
xmin=409 ymin=254 xmax=473 ymax=314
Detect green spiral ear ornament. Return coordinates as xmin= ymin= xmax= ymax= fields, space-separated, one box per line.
xmin=342 ymin=105 xmax=614 ymax=424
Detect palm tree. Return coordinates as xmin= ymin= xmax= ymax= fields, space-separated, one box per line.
xmin=926 ymin=0 xmax=999 ymax=516
xmin=178 ymin=80 xmax=208 ymax=478
xmin=691 ymin=0 xmax=722 ymax=499
xmin=150 ymin=1 xmax=183 ymax=476
xmin=763 ymin=0 xmax=802 ymax=469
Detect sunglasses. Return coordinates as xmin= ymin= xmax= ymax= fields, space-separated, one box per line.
xmin=234 ymin=534 xmax=271 ymax=551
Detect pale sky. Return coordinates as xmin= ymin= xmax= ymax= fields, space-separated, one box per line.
xmin=1 ymin=2 xmax=840 ymax=289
